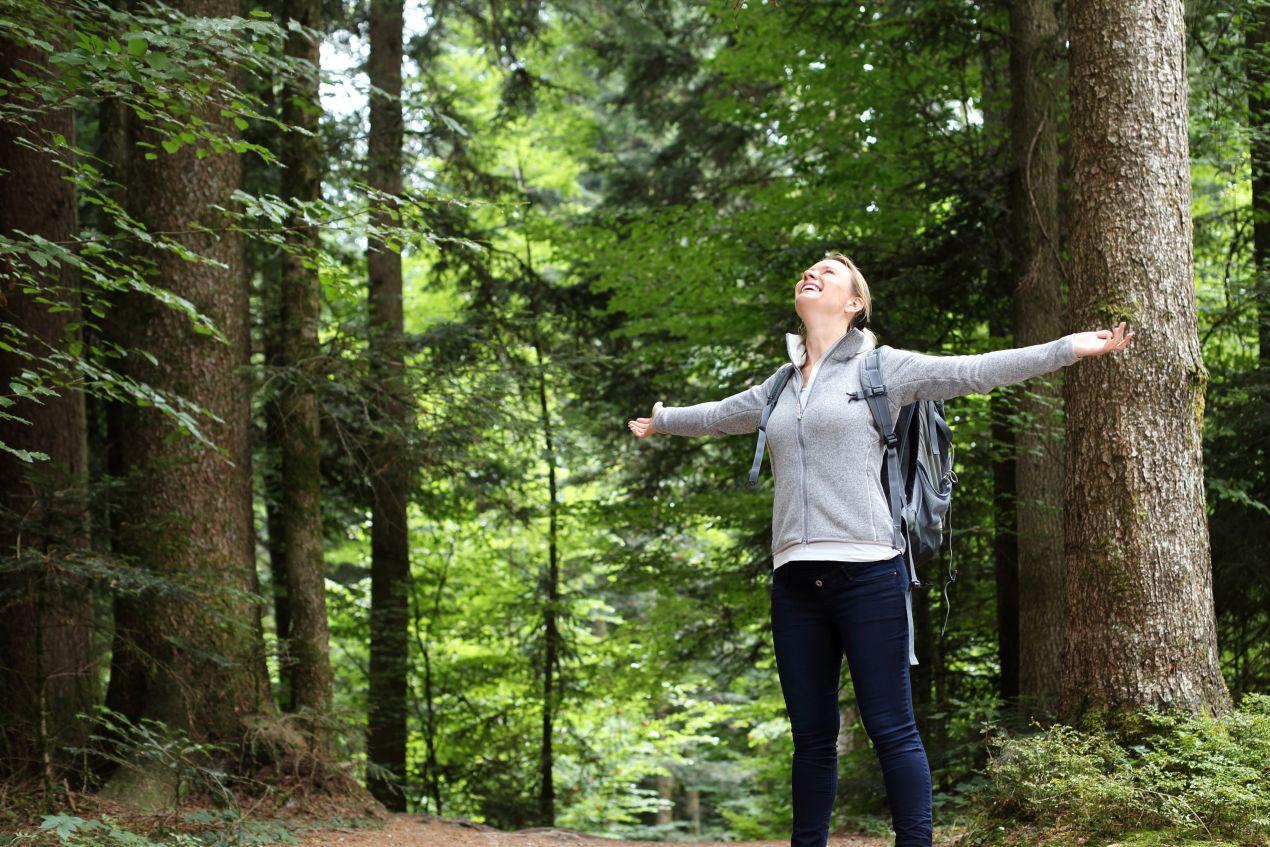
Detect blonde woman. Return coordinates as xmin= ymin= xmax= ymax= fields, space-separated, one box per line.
xmin=627 ymin=252 xmax=1132 ymax=847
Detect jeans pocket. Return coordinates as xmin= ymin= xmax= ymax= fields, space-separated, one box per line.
xmin=842 ymin=559 xmax=900 ymax=585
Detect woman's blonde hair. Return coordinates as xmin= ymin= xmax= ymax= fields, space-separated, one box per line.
xmin=795 ymin=251 xmax=877 ymax=347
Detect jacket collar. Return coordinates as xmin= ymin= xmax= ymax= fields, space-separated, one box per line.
xmin=785 ymin=326 xmax=875 ymax=368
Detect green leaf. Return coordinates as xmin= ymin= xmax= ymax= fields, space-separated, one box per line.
xmin=40 ymin=814 xmax=85 ymax=838
xmin=126 ymin=37 xmax=147 ymax=57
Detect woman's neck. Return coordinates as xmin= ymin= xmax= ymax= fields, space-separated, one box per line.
xmin=802 ymin=322 xmax=852 ymax=366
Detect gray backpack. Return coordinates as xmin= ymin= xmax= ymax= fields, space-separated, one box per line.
xmin=749 ymin=347 xmax=961 ymax=635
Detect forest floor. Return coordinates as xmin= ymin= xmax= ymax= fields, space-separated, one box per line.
xmin=292 ymin=812 xmax=901 ymax=847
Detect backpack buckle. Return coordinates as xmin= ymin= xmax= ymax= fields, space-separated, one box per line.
xmin=883 ymin=431 xmax=898 ymax=448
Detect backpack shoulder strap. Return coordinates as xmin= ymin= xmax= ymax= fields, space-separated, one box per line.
xmin=747 ymin=363 xmax=797 ymax=487
xmin=847 ymin=347 xmax=906 ymax=553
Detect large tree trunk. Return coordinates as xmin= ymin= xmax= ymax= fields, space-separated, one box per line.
xmin=99 ymin=0 xmax=276 ymax=808
xmin=275 ymin=0 xmax=333 ymax=736
xmin=365 ymin=0 xmax=411 ymax=812
xmin=0 ymin=35 xmax=97 ymax=783
xmin=1060 ymin=0 xmax=1231 ymax=724
xmin=1008 ymin=0 xmax=1069 ymax=718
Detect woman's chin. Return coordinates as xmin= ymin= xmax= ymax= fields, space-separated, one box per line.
xmin=794 ymin=299 xmax=833 ymax=318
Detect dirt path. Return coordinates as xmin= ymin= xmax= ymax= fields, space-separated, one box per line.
xmin=294 ymin=812 xmax=894 ymax=847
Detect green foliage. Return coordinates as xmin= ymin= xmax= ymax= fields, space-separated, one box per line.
xmin=0 ymin=0 xmax=465 ymax=466
xmin=966 ymin=695 xmax=1270 ymax=846
xmin=66 ymin=705 xmax=241 ymax=808
xmin=0 ymin=809 xmax=307 ymax=845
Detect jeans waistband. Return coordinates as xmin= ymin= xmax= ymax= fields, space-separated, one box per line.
xmin=773 ymin=555 xmax=902 ymax=589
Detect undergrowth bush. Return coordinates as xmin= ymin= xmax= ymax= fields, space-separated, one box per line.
xmin=969 ymin=693 xmax=1270 ymax=846
xmin=0 ymin=810 xmax=301 ymax=846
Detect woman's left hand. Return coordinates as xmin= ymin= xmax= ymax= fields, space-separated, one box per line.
xmin=1072 ymin=321 xmax=1134 ymax=358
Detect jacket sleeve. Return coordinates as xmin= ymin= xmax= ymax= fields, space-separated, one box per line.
xmin=883 ymin=335 xmax=1079 ymax=411
xmin=652 ymin=365 xmax=788 ymax=438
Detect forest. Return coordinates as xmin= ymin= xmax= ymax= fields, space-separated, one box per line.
xmin=0 ymin=0 xmax=1267 ymax=845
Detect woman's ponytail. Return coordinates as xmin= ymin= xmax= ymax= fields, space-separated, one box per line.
xmin=828 ymin=251 xmax=877 ymax=346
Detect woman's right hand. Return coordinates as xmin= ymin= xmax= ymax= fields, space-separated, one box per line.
xmin=628 ymin=401 xmax=664 ymax=439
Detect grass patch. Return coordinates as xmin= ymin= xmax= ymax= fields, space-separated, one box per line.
xmin=953 ymin=694 xmax=1269 ymax=847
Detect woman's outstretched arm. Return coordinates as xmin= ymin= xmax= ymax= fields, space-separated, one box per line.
xmin=883 ymin=321 xmax=1134 ymax=410
xmin=628 ymin=365 xmax=787 ymax=439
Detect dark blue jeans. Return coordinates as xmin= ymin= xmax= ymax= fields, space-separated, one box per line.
xmin=769 ymin=555 xmax=933 ymax=847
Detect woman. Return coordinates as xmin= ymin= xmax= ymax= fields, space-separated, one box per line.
xmin=626 ymin=252 xmax=1133 ymax=847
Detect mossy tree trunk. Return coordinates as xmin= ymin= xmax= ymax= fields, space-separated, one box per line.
xmin=1060 ymin=0 xmax=1232 ymax=724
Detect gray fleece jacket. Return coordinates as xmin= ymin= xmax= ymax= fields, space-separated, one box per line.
xmin=653 ymin=327 xmax=1080 ymax=567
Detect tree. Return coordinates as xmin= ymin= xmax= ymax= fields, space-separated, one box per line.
xmin=365 ymin=0 xmax=411 ymax=812
xmin=273 ymin=0 xmax=333 ymax=735
xmin=0 ymin=31 xmax=97 ymax=783
xmin=99 ymin=0 xmax=277 ymax=805
xmin=1060 ymin=0 xmax=1232 ymax=724
xmin=1008 ymin=0 xmax=1069 ymax=716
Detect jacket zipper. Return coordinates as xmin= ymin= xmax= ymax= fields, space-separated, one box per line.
xmin=793 ymin=330 xmax=856 ymax=547
xmin=798 ymin=398 xmax=807 ymax=543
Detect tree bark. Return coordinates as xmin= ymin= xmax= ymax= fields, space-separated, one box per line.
xmin=276 ymin=0 xmax=333 ymax=736
xmin=366 ymin=0 xmax=410 ymax=812
xmin=1009 ymin=0 xmax=1069 ymax=718
xmin=99 ymin=0 xmax=276 ymax=806
xmin=1060 ymin=0 xmax=1231 ymax=724
xmin=685 ymin=787 xmax=701 ymax=835
xmin=0 ymin=34 xmax=97 ymax=782
xmin=654 ymin=773 xmax=673 ymax=826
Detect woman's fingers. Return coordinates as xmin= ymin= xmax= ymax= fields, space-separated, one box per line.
xmin=1073 ymin=322 xmax=1133 ymax=358
xmin=627 ymin=417 xmax=652 ymax=438
xmin=1091 ymin=322 xmax=1134 ymax=356
xmin=1109 ymin=321 xmax=1132 ymax=351
xmin=629 ymin=405 xmax=660 ymax=436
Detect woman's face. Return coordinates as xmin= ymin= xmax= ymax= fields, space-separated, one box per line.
xmin=794 ymin=258 xmax=863 ymax=325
